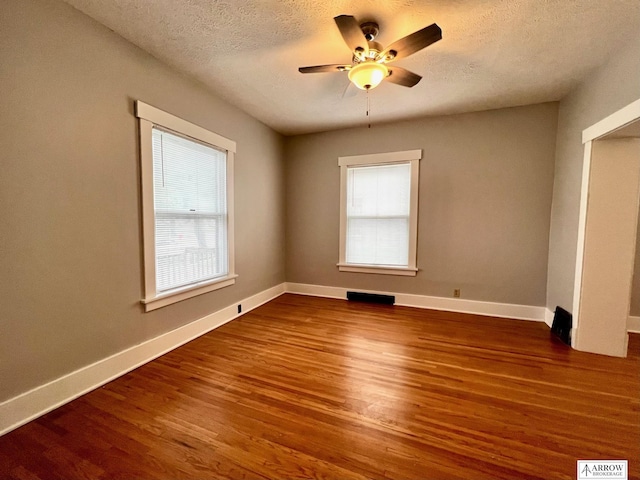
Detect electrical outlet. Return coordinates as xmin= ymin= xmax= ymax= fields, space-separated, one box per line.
xmin=237 ymin=304 xmax=242 ymax=314
xmin=453 ymin=289 xmax=460 ymax=298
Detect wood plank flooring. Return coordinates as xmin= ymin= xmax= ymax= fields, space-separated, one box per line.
xmin=1 ymin=293 xmax=638 ymax=479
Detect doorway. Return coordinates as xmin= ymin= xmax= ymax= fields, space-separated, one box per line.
xmin=573 ymin=100 xmax=640 ymax=357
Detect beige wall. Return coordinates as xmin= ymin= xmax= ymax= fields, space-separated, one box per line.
xmin=285 ymin=104 xmax=558 ymax=306
xmin=546 ymin=37 xmax=640 ymax=313
xmin=631 ymin=205 xmax=640 ymax=317
xmin=0 ymin=0 xmax=285 ymax=402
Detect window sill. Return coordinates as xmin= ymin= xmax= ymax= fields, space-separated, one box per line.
xmin=337 ymin=264 xmax=418 ymax=276
xmin=141 ymin=274 xmax=238 ymax=312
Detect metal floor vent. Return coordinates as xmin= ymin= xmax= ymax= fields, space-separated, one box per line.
xmin=346 ymin=291 xmax=395 ymax=305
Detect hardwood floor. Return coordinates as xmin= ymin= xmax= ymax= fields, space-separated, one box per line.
xmin=1 ymin=293 xmax=638 ymax=479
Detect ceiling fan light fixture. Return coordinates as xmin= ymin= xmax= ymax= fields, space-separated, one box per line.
xmin=348 ymin=62 xmax=389 ymax=90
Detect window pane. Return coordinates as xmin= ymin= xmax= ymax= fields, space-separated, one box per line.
xmin=152 ymin=129 xmax=226 ymax=214
xmin=347 ymin=163 xmax=410 ymax=217
xmin=346 ymin=217 xmax=409 ymax=266
xmin=152 ymin=128 xmax=228 ymax=291
xmin=345 ymin=162 xmax=411 ymax=267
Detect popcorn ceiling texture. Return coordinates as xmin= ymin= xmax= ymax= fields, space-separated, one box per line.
xmin=62 ymin=0 xmax=640 ymax=135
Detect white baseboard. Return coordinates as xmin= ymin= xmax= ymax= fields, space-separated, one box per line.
xmin=0 ymin=283 xmax=286 ymax=437
xmin=629 ymin=315 xmax=640 ymax=333
xmin=544 ymin=308 xmax=554 ymax=328
xmin=285 ymin=282 xmax=546 ymax=322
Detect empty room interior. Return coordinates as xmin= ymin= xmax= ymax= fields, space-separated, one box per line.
xmin=1 ymin=0 xmax=640 ymax=479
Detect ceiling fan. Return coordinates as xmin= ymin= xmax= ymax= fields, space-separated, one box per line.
xmin=299 ymin=15 xmax=442 ymax=91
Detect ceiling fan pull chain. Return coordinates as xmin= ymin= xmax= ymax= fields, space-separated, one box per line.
xmin=367 ymin=89 xmax=371 ymax=129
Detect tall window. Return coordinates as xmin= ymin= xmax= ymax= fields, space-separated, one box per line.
xmin=152 ymin=129 xmax=228 ymax=291
xmin=338 ymin=150 xmax=420 ymax=276
xmin=137 ymin=101 xmax=236 ymax=311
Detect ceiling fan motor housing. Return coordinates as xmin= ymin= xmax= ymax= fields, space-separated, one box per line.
xmin=354 ymin=41 xmax=383 ymax=63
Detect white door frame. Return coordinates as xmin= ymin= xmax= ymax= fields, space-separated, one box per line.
xmin=573 ymin=98 xmax=640 ymax=348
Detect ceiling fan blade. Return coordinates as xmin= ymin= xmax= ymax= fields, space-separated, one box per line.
xmin=378 ymin=23 xmax=441 ymax=62
xmin=334 ymin=15 xmax=369 ymax=57
xmin=298 ymin=64 xmax=350 ymax=74
xmin=386 ymin=66 xmax=422 ymax=87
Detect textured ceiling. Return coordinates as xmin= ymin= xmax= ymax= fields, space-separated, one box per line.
xmin=62 ymin=0 xmax=640 ymax=135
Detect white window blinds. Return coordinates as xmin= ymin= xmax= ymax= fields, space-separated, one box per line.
xmin=152 ymin=128 xmax=228 ymax=292
xmin=346 ymin=163 xmax=411 ymax=266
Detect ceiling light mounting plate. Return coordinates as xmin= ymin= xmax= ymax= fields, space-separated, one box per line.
xmin=360 ymin=22 xmax=379 ymax=42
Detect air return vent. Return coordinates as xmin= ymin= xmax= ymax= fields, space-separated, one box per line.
xmin=551 ymin=306 xmax=572 ymax=345
xmin=347 ymin=291 xmax=395 ymax=305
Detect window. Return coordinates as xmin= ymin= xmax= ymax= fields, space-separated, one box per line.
xmin=136 ymin=101 xmax=236 ymax=311
xmin=338 ymin=150 xmax=421 ymax=276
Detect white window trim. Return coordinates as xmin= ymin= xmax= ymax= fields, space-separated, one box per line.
xmin=136 ymin=101 xmax=237 ymax=311
xmin=338 ymin=149 xmax=421 ymax=276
